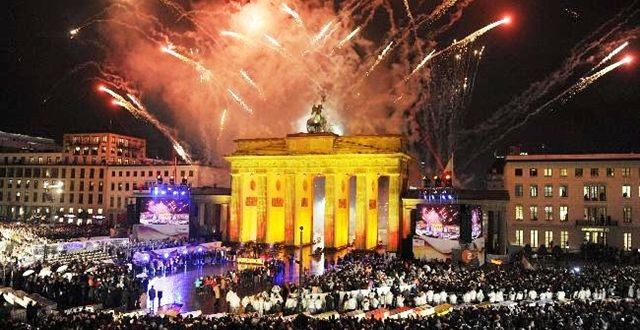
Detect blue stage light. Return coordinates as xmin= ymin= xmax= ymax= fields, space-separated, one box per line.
xmin=164 ymin=252 xmax=169 ymax=258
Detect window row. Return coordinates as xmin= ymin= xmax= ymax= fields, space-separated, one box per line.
xmin=514 ymin=229 xmax=569 ymax=249
xmin=0 ymin=191 xmax=103 ymax=205
xmin=514 ymin=205 xmax=569 ymax=221
xmin=514 ymin=184 xmax=639 ymax=199
xmin=515 ymin=167 xmax=636 ymax=178
xmin=110 ymin=169 xmax=194 ymax=178
xmin=0 ymin=167 xmax=104 ymax=179
xmin=514 ymin=205 xmax=633 ymax=223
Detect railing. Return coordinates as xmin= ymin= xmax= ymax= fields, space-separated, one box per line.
xmin=575 ymin=219 xmax=618 ymax=226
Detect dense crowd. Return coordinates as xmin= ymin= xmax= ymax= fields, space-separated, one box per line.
xmin=2 ymin=299 xmax=639 ymax=329
xmin=2 ymin=258 xmax=145 ymax=309
xmin=222 ymin=252 xmax=640 ymax=316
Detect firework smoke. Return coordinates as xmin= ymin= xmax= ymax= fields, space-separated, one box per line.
xmin=64 ymin=0 xmax=633 ymax=183
xmin=591 ymin=41 xmax=629 ymax=71
xmin=98 ymin=85 xmax=193 ymax=163
xmin=458 ymin=2 xmax=638 ymax=171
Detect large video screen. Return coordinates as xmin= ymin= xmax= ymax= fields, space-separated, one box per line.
xmin=415 ymin=204 xmax=482 ymax=241
xmin=415 ymin=205 xmax=460 ymax=240
xmin=139 ymin=198 xmax=190 ymax=225
xmin=470 ymin=206 xmax=482 ymax=240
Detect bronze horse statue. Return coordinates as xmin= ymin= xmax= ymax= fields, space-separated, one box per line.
xmin=306 ymin=103 xmax=328 ymax=133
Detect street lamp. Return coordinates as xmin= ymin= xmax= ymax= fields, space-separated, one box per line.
xmin=299 ymin=225 xmax=303 ymax=288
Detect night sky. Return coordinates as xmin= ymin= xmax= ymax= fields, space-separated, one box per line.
xmin=2 ymin=0 xmax=639 ymax=164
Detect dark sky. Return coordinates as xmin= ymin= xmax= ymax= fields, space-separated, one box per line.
xmin=1 ymin=0 xmax=639 ymax=162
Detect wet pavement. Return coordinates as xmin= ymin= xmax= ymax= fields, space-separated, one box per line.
xmin=143 ymin=246 xmax=352 ymax=314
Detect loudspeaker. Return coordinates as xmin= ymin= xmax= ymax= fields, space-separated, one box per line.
xmin=459 ymin=204 xmax=472 ymax=244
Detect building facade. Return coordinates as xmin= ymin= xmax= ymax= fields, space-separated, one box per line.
xmin=226 ymin=133 xmax=410 ymax=251
xmin=0 ymin=133 xmax=229 ymax=224
xmin=504 ymin=153 xmax=640 ymax=252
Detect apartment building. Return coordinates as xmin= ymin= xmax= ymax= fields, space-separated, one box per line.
xmin=0 ymin=133 xmax=229 ymax=224
xmin=504 ymin=153 xmax=640 ymax=252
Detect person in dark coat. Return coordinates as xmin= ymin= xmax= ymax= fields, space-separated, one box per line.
xmin=157 ymin=290 xmax=163 ymax=306
xmin=148 ymin=285 xmax=156 ymax=312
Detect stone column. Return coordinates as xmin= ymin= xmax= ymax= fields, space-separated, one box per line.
xmin=323 ymin=174 xmax=336 ymax=248
xmin=387 ymin=174 xmax=401 ymax=252
xmin=256 ymin=174 xmax=267 ymax=242
xmin=284 ymin=173 xmax=295 ymax=245
xmin=240 ymin=174 xmax=258 ymax=242
xmin=365 ymin=173 xmax=379 ymax=249
xmin=229 ymin=174 xmax=240 ymax=242
xmin=266 ymin=173 xmax=285 ymax=243
xmin=294 ymin=173 xmax=313 ymax=246
xmin=335 ymin=174 xmax=350 ymax=249
xmin=354 ymin=174 xmax=367 ymax=249
xmin=220 ymin=203 xmax=229 ymax=241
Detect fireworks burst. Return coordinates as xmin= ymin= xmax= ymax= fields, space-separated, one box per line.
xmin=591 ymin=41 xmax=629 ymax=71
xmin=98 ymin=85 xmax=193 ymax=163
xmin=62 ymin=0 xmax=633 ymax=179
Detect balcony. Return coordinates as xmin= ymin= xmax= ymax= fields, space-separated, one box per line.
xmin=575 ymin=218 xmax=617 ymax=227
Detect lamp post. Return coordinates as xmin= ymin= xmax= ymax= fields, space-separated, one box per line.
xmin=299 ymin=225 xmax=304 ymax=288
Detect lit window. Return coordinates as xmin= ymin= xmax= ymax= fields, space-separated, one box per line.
xmin=621 ymin=168 xmax=630 ymax=177
xmin=606 ymin=168 xmax=614 ymax=177
xmin=559 ymin=185 xmax=568 ymax=197
xmin=623 ymin=185 xmax=631 ymax=198
xmin=544 ymin=231 xmax=553 ymax=247
xmin=530 ymin=230 xmax=539 ymax=248
xmin=559 ymin=206 xmax=569 ymax=222
xmin=544 ymin=185 xmax=553 ymax=197
xmin=559 ymin=168 xmax=568 ymax=177
xmin=515 ymin=230 xmax=524 ymax=246
xmin=530 ymin=206 xmax=538 ymax=221
xmin=544 ymin=206 xmax=553 ymax=221
xmin=624 ymin=233 xmax=632 ymax=251
xmin=560 ymin=231 xmax=569 ymax=249
xmin=530 ymin=185 xmax=538 ymax=197
xmin=543 ymin=168 xmax=552 ymax=177
xmin=515 ymin=205 xmax=524 ymax=221
xmin=623 ymin=207 xmax=632 ymax=223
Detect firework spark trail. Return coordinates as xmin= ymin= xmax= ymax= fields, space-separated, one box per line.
xmin=461 ymin=55 xmax=633 ymax=170
xmin=263 ymin=34 xmax=283 ymax=49
xmin=99 ymin=85 xmax=193 ymax=163
xmin=161 ymin=44 xmax=213 ymax=82
xmin=281 ymin=3 xmax=304 ymax=26
xmin=336 ymin=26 xmax=361 ymax=49
xmin=458 ymin=3 xmax=638 ymax=171
xmin=227 ymin=88 xmax=254 ymax=114
xmin=402 ymin=0 xmax=415 ymax=23
xmin=564 ymin=56 xmax=632 ymax=101
xmin=444 ymin=17 xmax=510 ymax=52
xmin=406 ymin=49 xmax=437 ymax=80
xmin=217 ymin=109 xmax=228 ymax=141
xmin=591 ymin=41 xmax=629 ymax=71
xmin=365 ymin=41 xmax=394 ymax=76
xmin=313 ymin=21 xmax=334 ymax=44
xmin=220 ymin=30 xmax=250 ymax=43
xmin=240 ymin=69 xmax=263 ymax=96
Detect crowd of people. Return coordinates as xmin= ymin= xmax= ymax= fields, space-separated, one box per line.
xmin=2 ymin=258 xmax=145 ymax=310
xmin=219 ymin=252 xmax=640 ymax=317
xmin=2 ymin=299 xmax=639 ymax=329
xmin=3 ymin=216 xmax=640 ymax=330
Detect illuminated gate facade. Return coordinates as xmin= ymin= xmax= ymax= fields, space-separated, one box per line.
xmin=225 ymin=133 xmax=409 ymax=251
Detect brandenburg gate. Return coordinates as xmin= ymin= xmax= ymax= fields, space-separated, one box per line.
xmin=225 ymin=133 xmax=409 ymax=251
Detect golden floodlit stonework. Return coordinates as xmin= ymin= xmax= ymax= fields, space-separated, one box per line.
xmin=225 ymin=133 xmax=409 ymax=251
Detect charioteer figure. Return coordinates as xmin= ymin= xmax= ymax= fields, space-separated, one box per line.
xmin=306 ymin=95 xmax=328 ymax=133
